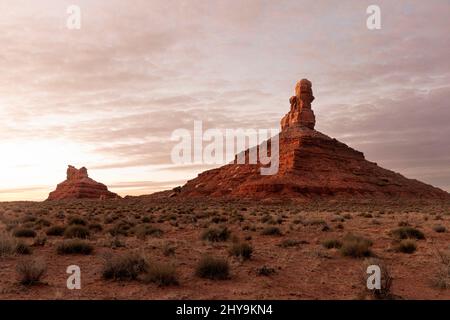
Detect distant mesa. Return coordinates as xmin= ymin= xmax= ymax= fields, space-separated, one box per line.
xmin=176 ymin=78 xmax=450 ymax=200
xmin=47 ymin=165 xmax=119 ymax=201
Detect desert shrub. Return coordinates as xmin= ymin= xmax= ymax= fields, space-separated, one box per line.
xmin=15 ymin=241 xmax=32 ymax=255
xmin=143 ymin=263 xmax=179 ymax=286
xmin=201 ymin=226 xmax=230 ymax=242
xmin=102 ymin=252 xmax=148 ymax=280
xmin=340 ymin=234 xmax=373 ymax=258
xmin=395 ymin=239 xmax=417 ymax=254
xmin=322 ymin=239 xmax=343 ymax=249
xmin=46 ymin=226 xmax=66 ymax=236
xmin=362 ymin=258 xmax=393 ymax=299
xmin=68 ymin=216 xmax=87 ymax=226
xmin=88 ymin=223 xmax=103 ymax=232
xmin=106 ymin=236 xmax=126 ymax=249
xmin=108 ymin=221 xmax=133 ymax=236
xmin=211 ymin=216 xmax=228 ymax=224
xmin=256 ymin=265 xmax=276 ymax=276
xmin=0 ymin=234 xmax=33 ymax=256
xmin=36 ymin=218 xmax=51 ymax=227
xmin=0 ymin=234 xmax=16 ymax=256
xmin=64 ymin=225 xmax=90 ymax=239
xmin=142 ymin=216 xmax=152 ymax=223
xmin=433 ymin=225 xmax=446 ymax=233
xmin=261 ymin=215 xmax=276 ymax=224
xmin=13 ymin=228 xmax=36 ymax=238
xmin=57 ymin=240 xmax=93 ymax=255
xmin=279 ymin=239 xmax=303 ymax=248
xmin=134 ymin=224 xmax=163 ymax=239
xmin=162 ymin=243 xmax=176 ymax=256
xmin=261 ymin=226 xmax=282 ymax=236
xmin=229 ymin=242 xmax=253 ymax=260
xmin=33 ymin=234 xmax=47 ymax=247
xmin=21 ymin=215 xmax=36 ymax=223
xmin=391 ymin=227 xmax=425 ymax=240
xmin=432 ymin=250 xmax=450 ymax=289
xmin=195 ymin=255 xmax=230 ymax=280
xmin=307 ymin=219 xmax=326 ymax=226
xmin=16 ymin=258 xmax=46 ymax=285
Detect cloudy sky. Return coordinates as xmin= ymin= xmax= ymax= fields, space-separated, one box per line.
xmin=0 ymin=0 xmax=449 ymax=201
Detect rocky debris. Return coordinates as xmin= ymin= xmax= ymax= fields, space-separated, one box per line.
xmin=47 ymin=165 xmax=119 ymax=201
xmin=178 ymin=79 xmax=449 ymax=200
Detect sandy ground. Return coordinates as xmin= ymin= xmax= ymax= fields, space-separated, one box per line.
xmin=0 ymin=198 xmax=449 ymax=300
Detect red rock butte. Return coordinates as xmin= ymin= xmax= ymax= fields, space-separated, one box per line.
xmin=47 ymin=165 xmax=119 ymax=201
xmin=177 ymin=79 xmax=449 ymax=200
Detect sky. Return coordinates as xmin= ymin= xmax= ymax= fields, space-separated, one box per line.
xmin=0 ymin=0 xmax=449 ymax=201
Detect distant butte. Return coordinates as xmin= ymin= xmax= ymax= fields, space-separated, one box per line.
xmin=47 ymin=165 xmax=119 ymax=201
xmin=176 ymin=79 xmax=450 ymax=200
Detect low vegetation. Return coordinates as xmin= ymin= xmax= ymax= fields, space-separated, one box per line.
xmin=391 ymin=227 xmax=425 ymax=240
xmin=229 ymin=242 xmax=253 ymax=260
xmin=201 ymin=226 xmax=230 ymax=242
xmin=64 ymin=225 xmax=90 ymax=239
xmin=13 ymin=228 xmax=36 ymax=238
xmin=195 ymin=255 xmax=230 ymax=280
xmin=322 ymin=239 xmax=342 ymax=249
xmin=143 ymin=262 xmax=179 ymax=286
xmin=57 ymin=240 xmax=94 ymax=255
xmin=16 ymin=258 xmax=47 ymax=285
xmin=261 ymin=226 xmax=282 ymax=236
xmin=395 ymin=239 xmax=417 ymax=254
xmin=46 ymin=226 xmax=66 ymax=236
xmin=340 ymin=234 xmax=373 ymax=258
xmin=102 ymin=252 xmax=148 ymax=280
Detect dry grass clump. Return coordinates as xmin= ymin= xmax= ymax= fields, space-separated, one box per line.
xmin=15 ymin=241 xmax=32 ymax=255
xmin=108 ymin=221 xmax=133 ymax=236
xmin=16 ymin=258 xmax=47 ymax=285
xmin=391 ymin=227 xmax=425 ymax=240
xmin=394 ymin=239 xmax=417 ymax=254
xmin=46 ymin=225 xmax=66 ymax=236
xmin=322 ymin=239 xmax=343 ymax=249
xmin=261 ymin=226 xmax=282 ymax=236
xmin=195 ymin=255 xmax=230 ymax=280
xmin=162 ymin=242 xmax=176 ymax=256
xmin=102 ymin=252 xmax=148 ymax=280
xmin=201 ymin=226 xmax=230 ymax=242
xmin=279 ymin=239 xmax=304 ymax=248
xmin=68 ymin=216 xmax=87 ymax=226
xmin=134 ymin=224 xmax=163 ymax=239
xmin=0 ymin=234 xmax=32 ymax=256
xmin=256 ymin=265 xmax=276 ymax=276
xmin=340 ymin=234 xmax=373 ymax=258
xmin=432 ymin=250 xmax=450 ymax=289
xmin=142 ymin=262 xmax=179 ymax=286
xmin=432 ymin=225 xmax=446 ymax=233
xmin=57 ymin=240 xmax=94 ymax=255
xmin=88 ymin=223 xmax=103 ymax=232
xmin=229 ymin=242 xmax=253 ymax=260
xmin=64 ymin=225 xmax=90 ymax=239
xmin=13 ymin=228 xmax=36 ymax=238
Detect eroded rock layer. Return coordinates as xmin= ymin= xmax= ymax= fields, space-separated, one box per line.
xmin=178 ymin=79 xmax=449 ymax=200
xmin=47 ymin=166 xmax=119 ymax=201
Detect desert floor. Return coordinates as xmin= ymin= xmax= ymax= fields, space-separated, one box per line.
xmin=0 ymin=198 xmax=449 ymax=300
